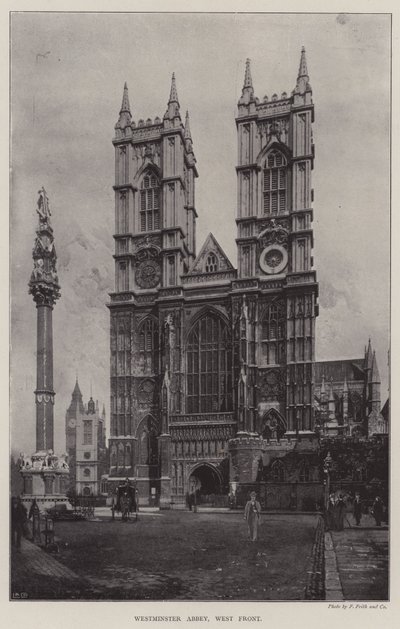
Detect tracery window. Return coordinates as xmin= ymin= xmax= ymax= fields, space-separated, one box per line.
xmin=261 ymin=303 xmax=285 ymax=364
xmin=271 ymin=459 xmax=285 ymax=482
xmin=187 ymin=314 xmax=232 ymax=414
xmin=263 ymin=150 xmax=287 ymax=215
xmin=139 ymin=318 xmax=158 ymax=372
xmin=140 ymin=173 xmax=160 ymax=232
xmin=205 ymin=252 xmax=218 ymax=273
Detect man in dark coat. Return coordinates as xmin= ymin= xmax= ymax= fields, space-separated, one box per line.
xmin=11 ymin=496 xmax=27 ymax=551
xmin=372 ymin=496 xmax=384 ymax=526
xmin=353 ymin=492 xmax=362 ymax=526
xmin=244 ymin=491 xmax=262 ymax=541
xmin=326 ymin=493 xmax=336 ymax=531
xmin=334 ymin=494 xmax=347 ymax=531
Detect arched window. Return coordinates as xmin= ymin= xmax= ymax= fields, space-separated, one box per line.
xmin=263 ymin=150 xmax=287 ymax=215
xmin=187 ymin=314 xmax=232 ymax=414
xmin=139 ymin=318 xmax=158 ymax=372
xmin=84 ymin=468 xmax=91 ymax=478
xmin=299 ymin=461 xmax=310 ymax=482
xmin=83 ymin=486 xmax=91 ymax=496
xmin=140 ymin=173 xmax=160 ymax=232
xmin=140 ymin=430 xmax=148 ymax=464
xmin=271 ymin=459 xmax=285 ymax=482
xmin=261 ymin=303 xmax=285 ymax=364
xmin=205 ymin=252 xmax=218 ymax=273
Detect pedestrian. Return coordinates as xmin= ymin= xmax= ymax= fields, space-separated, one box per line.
xmin=371 ymin=496 xmax=383 ymax=527
xmin=244 ymin=491 xmax=261 ymax=542
xmin=353 ymin=492 xmax=362 ymax=526
xmin=28 ymin=498 xmax=41 ymax=542
xmin=334 ymin=494 xmax=347 ymax=531
xmin=11 ymin=496 xmax=28 ymax=551
xmin=326 ymin=493 xmax=336 ymax=531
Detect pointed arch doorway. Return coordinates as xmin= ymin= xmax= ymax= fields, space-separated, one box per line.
xmin=189 ymin=463 xmax=222 ymax=504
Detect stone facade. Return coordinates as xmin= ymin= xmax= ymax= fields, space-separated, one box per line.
xmin=107 ymin=50 xmax=321 ymax=507
xmin=314 ymin=340 xmax=387 ymax=438
xmin=65 ymin=381 xmax=108 ymax=496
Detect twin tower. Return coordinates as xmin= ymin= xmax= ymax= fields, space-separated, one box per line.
xmin=108 ymin=49 xmax=319 ymax=507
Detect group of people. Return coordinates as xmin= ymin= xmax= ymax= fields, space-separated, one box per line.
xmin=11 ymin=496 xmax=40 ymax=550
xmin=326 ymin=492 xmax=386 ymax=530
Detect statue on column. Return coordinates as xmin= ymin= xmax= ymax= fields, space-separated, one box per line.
xmin=36 ymin=187 xmax=51 ymax=225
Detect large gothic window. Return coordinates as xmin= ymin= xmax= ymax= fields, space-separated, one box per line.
xmin=261 ymin=303 xmax=285 ymax=364
xmin=187 ymin=314 xmax=232 ymax=414
xmin=263 ymin=150 xmax=287 ymax=215
xmin=140 ymin=173 xmax=160 ymax=232
xmin=139 ymin=318 xmax=158 ymax=372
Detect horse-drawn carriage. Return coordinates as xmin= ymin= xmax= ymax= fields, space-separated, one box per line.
xmin=113 ymin=481 xmax=139 ymax=521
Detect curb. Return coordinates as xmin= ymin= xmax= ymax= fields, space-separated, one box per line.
xmin=324 ymin=532 xmax=344 ymax=601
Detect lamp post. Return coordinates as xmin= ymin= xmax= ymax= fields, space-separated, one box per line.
xmin=323 ymin=451 xmax=333 ymax=509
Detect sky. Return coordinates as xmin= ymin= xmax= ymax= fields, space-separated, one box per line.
xmin=10 ymin=12 xmax=390 ymax=456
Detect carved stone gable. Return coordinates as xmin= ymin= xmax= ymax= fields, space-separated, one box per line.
xmin=189 ymin=233 xmax=234 ymax=275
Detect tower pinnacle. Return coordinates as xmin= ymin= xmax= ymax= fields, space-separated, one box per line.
xmin=297 ymin=46 xmax=309 ymax=80
xmin=238 ymin=58 xmax=255 ymax=105
xmin=116 ymin=82 xmax=132 ymax=129
xmin=164 ymin=73 xmax=181 ymax=120
xmin=293 ymin=46 xmax=312 ymax=98
xmin=168 ymin=72 xmax=179 ymax=104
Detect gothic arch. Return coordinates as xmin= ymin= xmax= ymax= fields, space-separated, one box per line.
xmin=188 ymin=461 xmax=223 ymax=494
xmin=185 ymin=310 xmax=232 ymax=414
xmin=184 ymin=305 xmax=230 ymax=341
xmin=261 ymin=408 xmax=287 ymax=439
xmin=133 ymin=162 xmax=161 ymax=186
xmin=270 ymin=459 xmax=286 ymax=482
xmin=256 ymin=141 xmax=291 ymax=167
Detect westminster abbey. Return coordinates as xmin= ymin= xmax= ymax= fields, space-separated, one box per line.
xmin=106 ymin=50 xmax=385 ymax=509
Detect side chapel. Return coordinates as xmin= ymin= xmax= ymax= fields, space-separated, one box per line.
xmin=107 ymin=49 xmax=322 ymax=508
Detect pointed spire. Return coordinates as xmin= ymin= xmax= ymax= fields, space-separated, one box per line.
xmin=238 ymin=58 xmax=255 ymax=105
xmin=72 ymin=378 xmax=82 ymax=398
xmin=164 ymin=73 xmax=181 ymax=121
xmin=184 ymin=110 xmax=192 ymax=140
xmin=297 ymin=46 xmax=309 ymax=80
xmin=243 ymin=58 xmax=253 ymax=89
xmin=120 ymin=82 xmax=131 ymax=114
xmin=320 ymin=374 xmax=326 ymax=395
xmin=328 ymin=378 xmax=335 ymax=402
xmin=371 ymin=351 xmax=381 ymax=384
xmin=365 ymin=338 xmax=373 ymax=370
xmin=116 ymin=82 xmax=132 ymax=128
xmin=102 ymin=404 xmax=106 ymax=418
xmin=293 ymin=46 xmax=311 ymax=97
xmin=168 ymin=72 xmax=179 ymax=104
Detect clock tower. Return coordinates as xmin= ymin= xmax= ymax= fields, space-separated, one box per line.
xmin=234 ymin=49 xmax=318 ymax=436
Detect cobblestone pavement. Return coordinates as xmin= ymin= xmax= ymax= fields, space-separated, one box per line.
xmin=329 ymin=521 xmax=388 ymax=601
xmin=11 ymin=512 xmax=318 ymax=601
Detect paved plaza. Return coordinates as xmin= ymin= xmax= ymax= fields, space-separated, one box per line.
xmin=11 ymin=510 xmax=388 ymax=602
xmin=12 ymin=511 xmax=319 ymax=601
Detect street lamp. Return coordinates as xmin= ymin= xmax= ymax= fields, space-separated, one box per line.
xmin=323 ymin=451 xmax=333 ymax=509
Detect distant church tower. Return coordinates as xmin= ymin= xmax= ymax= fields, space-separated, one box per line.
xmin=234 ymin=49 xmax=318 ymax=435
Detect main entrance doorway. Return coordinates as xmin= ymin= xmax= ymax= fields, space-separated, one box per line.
xmin=189 ymin=463 xmax=222 ymax=505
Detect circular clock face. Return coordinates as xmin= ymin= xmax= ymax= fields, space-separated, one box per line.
xmin=68 ymin=419 xmax=76 ymax=428
xmin=136 ymin=260 xmax=161 ymax=289
xmin=259 ymin=244 xmax=288 ymax=275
